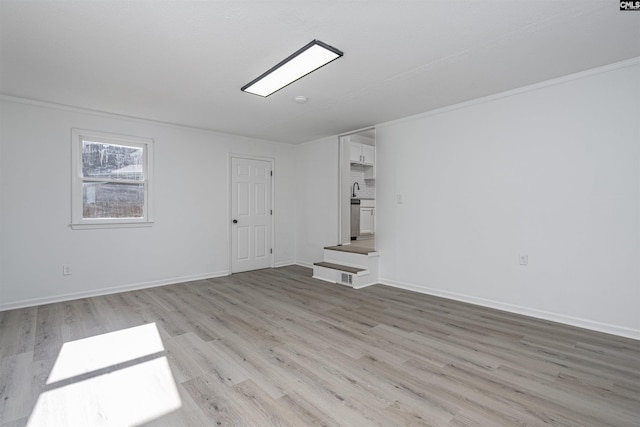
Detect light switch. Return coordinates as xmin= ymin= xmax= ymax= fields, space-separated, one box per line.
xmin=396 ymin=194 xmax=403 ymax=204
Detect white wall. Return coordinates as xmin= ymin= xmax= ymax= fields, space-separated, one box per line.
xmin=0 ymin=98 xmax=296 ymax=309
xmin=376 ymin=61 xmax=640 ymax=339
xmin=2 ymin=61 xmax=639 ymax=340
xmin=294 ymin=137 xmax=339 ymax=267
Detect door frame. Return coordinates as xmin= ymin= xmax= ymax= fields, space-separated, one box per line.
xmin=338 ymin=135 xmax=351 ymax=245
xmin=338 ymin=127 xmax=375 ymax=246
xmin=228 ymin=153 xmax=275 ymax=274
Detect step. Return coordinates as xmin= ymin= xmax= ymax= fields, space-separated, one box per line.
xmin=314 ymin=245 xmax=380 ymax=290
xmin=323 ymin=249 xmax=378 ymax=270
xmin=312 ymin=262 xmax=377 ymax=289
xmin=324 ymin=245 xmax=378 ymax=256
xmin=313 ymin=262 xmax=367 ymax=276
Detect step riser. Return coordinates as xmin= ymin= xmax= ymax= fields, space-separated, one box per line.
xmin=312 ymin=265 xmax=377 ymax=289
xmin=323 ymin=250 xmax=377 ymax=268
xmin=313 ymin=265 xmax=355 ymax=287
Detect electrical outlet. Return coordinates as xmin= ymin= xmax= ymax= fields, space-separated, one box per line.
xmin=519 ymin=255 xmax=528 ymax=266
xmin=63 ymin=264 xmax=72 ymax=276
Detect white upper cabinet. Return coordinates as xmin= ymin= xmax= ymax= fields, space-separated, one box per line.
xmin=347 ymin=134 xmax=375 ymax=179
xmin=350 ymin=143 xmax=363 ymax=163
xmin=361 ymin=144 xmax=375 ymax=166
xmin=349 ymin=140 xmax=375 ymax=166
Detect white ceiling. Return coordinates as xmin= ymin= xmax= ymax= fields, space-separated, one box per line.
xmin=1 ymin=1 xmax=639 ymax=144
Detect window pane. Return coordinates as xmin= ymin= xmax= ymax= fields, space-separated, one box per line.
xmin=83 ymin=182 xmax=144 ymax=219
xmin=82 ymin=141 xmax=144 ymax=181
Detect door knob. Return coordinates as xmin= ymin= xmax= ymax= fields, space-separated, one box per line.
xmin=232 ymin=219 xmax=238 ymax=224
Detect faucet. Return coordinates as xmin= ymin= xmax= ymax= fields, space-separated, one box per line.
xmin=352 ymin=182 xmax=360 ymax=198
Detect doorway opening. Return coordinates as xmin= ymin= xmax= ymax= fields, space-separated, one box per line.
xmin=338 ymin=128 xmax=376 ymax=250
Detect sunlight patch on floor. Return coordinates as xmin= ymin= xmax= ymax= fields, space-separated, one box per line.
xmin=27 ymin=323 xmax=182 ymax=426
xmin=47 ymin=323 xmax=165 ymax=384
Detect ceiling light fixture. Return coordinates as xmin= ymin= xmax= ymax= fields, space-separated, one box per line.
xmin=241 ymin=39 xmax=343 ymax=97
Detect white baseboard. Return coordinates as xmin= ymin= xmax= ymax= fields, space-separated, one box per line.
xmin=274 ymin=260 xmax=296 ymax=268
xmin=296 ymin=261 xmax=314 ymax=269
xmin=0 ymin=270 xmax=230 ymax=312
xmin=378 ymin=277 xmax=640 ymax=341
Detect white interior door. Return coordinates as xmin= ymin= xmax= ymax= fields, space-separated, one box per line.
xmin=231 ymin=157 xmax=272 ymax=273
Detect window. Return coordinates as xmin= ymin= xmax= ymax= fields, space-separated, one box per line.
xmin=71 ymin=129 xmax=153 ymax=229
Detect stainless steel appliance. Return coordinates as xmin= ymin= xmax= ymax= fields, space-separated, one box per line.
xmin=350 ymin=198 xmax=360 ymax=240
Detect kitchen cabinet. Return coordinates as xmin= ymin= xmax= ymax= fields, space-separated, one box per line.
xmin=361 ymin=144 xmax=375 ymax=165
xmin=350 ymin=142 xmax=375 ymax=166
xmin=350 ymin=143 xmax=362 ymax=164
xmin=359 ymin=200 xmax=375 ymax=235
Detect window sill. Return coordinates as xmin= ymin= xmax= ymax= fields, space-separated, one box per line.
xmin=70 ymin=221 xmax=154 ymax=230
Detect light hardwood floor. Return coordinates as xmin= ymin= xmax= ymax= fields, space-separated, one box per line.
xmin=350 ymin=237 xmax=375 ymax=250
xmin=1 ymin=266 xmax=639 ymax=426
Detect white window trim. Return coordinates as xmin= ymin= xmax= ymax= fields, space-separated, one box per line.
xmin=71 ymin=129 xmax=154 ymax=230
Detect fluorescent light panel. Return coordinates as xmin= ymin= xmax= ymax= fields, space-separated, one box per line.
xmin=242 ymin=40 xmax=343 ymax=97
